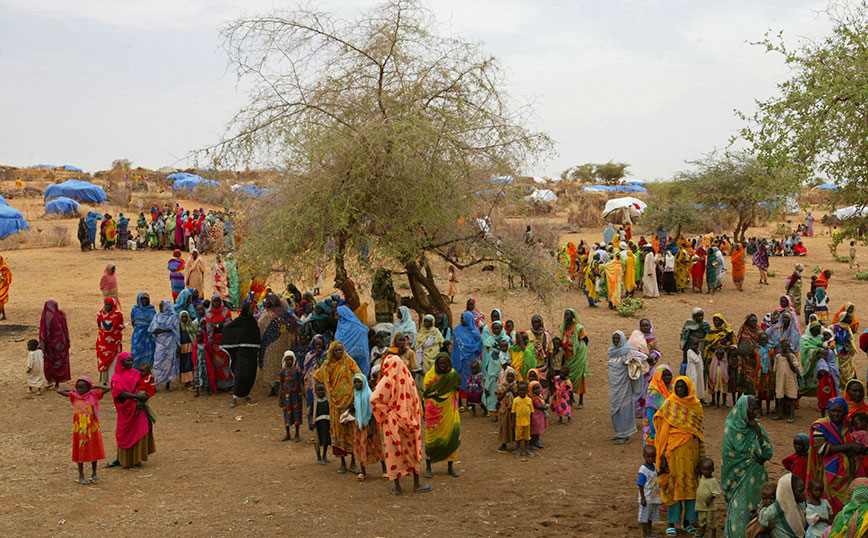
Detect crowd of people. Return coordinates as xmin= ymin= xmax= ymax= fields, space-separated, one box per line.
xmin=77 ymin=204 xmax=236 ymax=254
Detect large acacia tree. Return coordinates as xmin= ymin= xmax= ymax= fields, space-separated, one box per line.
xmin=739 ymin=2 xmax=868 ymax=229
xmin=209 ymin=0 xmax=552 ymax=319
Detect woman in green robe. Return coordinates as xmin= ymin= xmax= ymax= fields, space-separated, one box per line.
xmin=721 ymin=395 xmax=773 ymax=538
xmin=799 ymin=320 xmax=825 ymax=397
xmin=224 ymin=253 xmax=240 ymax=309
xmin=561 ymin=308 xmax=589 ymax=407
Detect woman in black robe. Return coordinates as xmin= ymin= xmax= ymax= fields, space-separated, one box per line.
xmin=221 ymin=302 xmax=261 ymax=408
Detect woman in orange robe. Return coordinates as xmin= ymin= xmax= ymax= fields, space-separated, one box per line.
xmin=730 ymin=242 xmax=746 ymax=291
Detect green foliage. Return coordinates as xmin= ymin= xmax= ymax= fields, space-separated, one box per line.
xmin=641 ymin=181 xmax=704 ymax=237
xmin=209 ymin=0 xmax=554 ymax=313
xmin=560 ymin=161 xmax=630 ymax=184
xmin=856 ymin=271 xmax=868 ymax=281
xmin=617 ymin=297 xmax=646 ymax=318
xmin=739 ymin=3 xmax=868 ymax=237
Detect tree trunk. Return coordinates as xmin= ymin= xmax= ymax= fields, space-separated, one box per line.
xmin=332 ymin=232 xmax=361 ymax=311
xmin=403 ymin=256 xmax=453 ymax=326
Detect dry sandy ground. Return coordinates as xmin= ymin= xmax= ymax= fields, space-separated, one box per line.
xmin=0 ymin=203 xmax=865 ymax=537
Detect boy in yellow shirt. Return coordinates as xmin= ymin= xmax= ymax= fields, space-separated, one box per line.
xmin=512 ymin=381 xmax=534 ymax=460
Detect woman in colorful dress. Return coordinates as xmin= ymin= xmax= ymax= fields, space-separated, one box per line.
xmin=753 ymin=240 xmax=770 ymax=285
xmin=827 ymin=478 xmax=868 ymax=538
xmin=423 ymin=352 xmax=461 ymax=478
xmin=808 ymin=397 xmax=864 ymax=513
xmin=148 ymin=300 xmax=179 ymax=392
xmin=40 ymin=300 xmax=71 ymax=388
xmin=730 ymin=241 xmax=746 ymax=291
xmin=313 ymin=341 xmax=361 ymax=473
xmin=785 ymin=264 xmax=803 ymax=316
xmin=224 ymin=253 xmax=240 ymax=309
xmin=526 ymin=314 xmax=553 ymax=398
xmin=481 ymin=321 xmax=510 ymax=418
xmin=278 ymin=351 xmax=304 ymax=442
xmin=108 ymin=352 xmax=155 ymax=469
xmin=561 ymin=308 xmax=589 ymax=408
xmin=451 ymin=310 xmax=483 ymax=406
xmin=167 ymin=250 xmax=186 ymax=301
xmin=643 ymin=365 xmax=672 ymax=445
xmin=130 ymin=293 xmax=156 ymax=368
xmin=211 ymin=254 xmax=230 ymax=302
xmin=96 ymin=298 xmax=125 ymax=385
xmin=799 ymin=321 xmax=825 ymax=398
xmin=736 ymin=314 xmax=761 ymax=396
xmin=99 ymin=264 xmax=118 ymax=301
xmin=302 ymin=335 xmax=328 ymax=414
xmin=703 ymin=314 xmax=734 ymax=379
xmin=607 ymin=331 xmax=642 ymax=444
xmin=654 ymin=376 xmax=704 ymax=536
xmin=721 ymin=395 xmax=772 ymax=538
xmin=258 ymin=294 xmax=297 ymax=393
xmin=690 ymin=247 xmax=706 ymax=293
xmin=178 ymin=311 xmax=198 ymax=387
xmin=833 ymin=312 xmax=857 ymax=387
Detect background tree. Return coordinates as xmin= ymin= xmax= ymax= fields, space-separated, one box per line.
xmin=677 ymin=151 xmax=799 ymax=241
xmin=210 ymin=0 xmax=553 ymax=321
xmin=739 ymin=2 xmax=868 ymax=235
xmin=641 ymin=181 xmax=704 ymax=239
xmin=559 ymin=161 xmax=630 ymax=184
xmin=111 ymin=159 xmax=132 ymax=170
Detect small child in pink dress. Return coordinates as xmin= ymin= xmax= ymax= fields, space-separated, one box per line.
xmin=551 ymin=365 xmax=573 ymax=425
xmin=529 ymin=381 xmax=548 ymax=450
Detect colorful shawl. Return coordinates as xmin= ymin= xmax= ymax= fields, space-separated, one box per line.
xmin=423 ymin=358 xmax=461 ymax=463
xmin=110 ymin=352 xmax=149 ymax=450
xmin=391 ymin=305 xmax=418 ymax=348
xmin=371 ymin=354 xmax=423 ymax=480
xmin=828 ymin=478 xmax=868 ymax=538
xmin=809 ymin=407 xmax=855 ymax=514
xmin=313 ymin=341 xmax=361 ymax=453
xmin=451 ymin=311 xmax=483 ymax=390
xmin=334 ymin=305 xmax=370 ymax=376
xmin=800 ymin=322 xmax=825 ymax=396
xmin=130 ymin=293 xmax=156 ymax=367
xmin=96 ymin=298 xmax=124 ymax=372
xmin=39 ymin=300 xmax=70 ymax=383
xmin=561 ymin=308 xmax=589 ymax=387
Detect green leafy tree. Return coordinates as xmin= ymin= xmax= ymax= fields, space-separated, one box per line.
xmin=111 ymin=159 xmax=132 ymax=170
xmin=739 ymin=2 xmax=868 ymax=235
xmin=641 ymin=181 xmax=704 ymax=238
xmin=209 ymin=0 xmax=553 ymax=320
xmin=559 ymin=161 xmax=630 ymax=184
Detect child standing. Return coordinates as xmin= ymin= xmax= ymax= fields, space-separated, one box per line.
xmin=694 ymin=458 xmax=722 ymax=538
xmin=548 ymin=337 xmax=564 ymax=378
xmin=708 ymin=347 xmax=729 ymax=408
xmin=781 ymin=433 xmax=809 ymax=485
xmin=551 ymin=365 xmax=573 ymax=424
xmin=26 ymin=339 xmax=45 ymax=395
xmin=806 ymin=477 xmax=833 ymax=538
xmin=755 ymin=333 xmax=776 ymax=416
xmin=850 ymin=240 xmax=860 ymax=269
xmin=278 ymin=351 xmax=303 ymax=442
xmin=495 ymin=368 xmax=517 ymax=453
xmin=686 ymin=338 xmax=706 ymax=403
xmin=529 ymin=381 xmax=548 ymax=450
xmin=637 ymin=445 xmax=662 ymax=538
xmin=804 ymin=290 xmax=816 ymax=326
xmin=58 ymin=377 xmax=110 ymax=484
xmin=774 ymin=340 xmax=801 ymax=423
xmin=446 ymin=265 xmax=458 ymax=304
xmin=511 ymin=381 xmax=534 ymax=460
xmin=465 ymin=361 xmax=484 ymax=417
xmin=352 ymin=373 xmax=385 ymax=480
xmin=135 ymin=363 xmax=156 ymax=424
xmin=816 ymin=351 xmax=836 ymax=417
xmin=310 ymin=382 xmax=331 ymax=464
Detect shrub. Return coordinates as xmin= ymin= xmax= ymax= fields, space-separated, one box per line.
xmin=617 ymin=297 xmax=646 ymax=317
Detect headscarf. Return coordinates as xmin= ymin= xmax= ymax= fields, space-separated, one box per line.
xmin=768 ymin=313 xmax=802 ymax=353
xmin=845 ymin=379 xmax=868 ymax=421
xmin=221 ymin=302 xmax=261 ymax=349
xmin=646 ymin=365 xmax=673 ymax=410
xmin=149 ymin=300 xmax=180 ymax=345
xmin=828 ymin=478 xmax=868 ymax=538
xmin=392 ymin=305 xmax=418 ymax=347
xmin=498 ymin=365 xmax=518 ymax=386
xmin=607 ymin=330 xmax=634 ymax=359
xmin=721 ymin=395 xmax=771 ymax=500
xmin=451 ymin=311 xmax=483 ymax=381
xmin=310 ymin=301 xmax=331 ymax=321
xmin=172 ymin=288 xmax=194 ymax=317
xmin=352 ymin=372 xmax=373 ymax=430
xmin=206 ymin=294 xmax=232 ymax=326
xmin=653 ymin=376 xmax=704 ymax=442
xmin=39 ymin=299 xmax=70 ymax=374
xmin=334 ymin=305 xmax=370 ymax=375
xmin=313 ymin=341 xmax=361 ymax=410
xmin=70 ymin=376 xmax=102 ymax=418
xmin=435 ymin=312 xmax=451 ymax=340
xmin=110 ymin=352 xmax=149 ymax=449
xmin=178 ymin=310 xmax=199 ymax=343
xmin=795 ymin=433 xmax=810 ymax=456
xmin=771 ymin=473 xmax=806 ymax=538
xmin=99 ymin=264 xmax=117 ymax=292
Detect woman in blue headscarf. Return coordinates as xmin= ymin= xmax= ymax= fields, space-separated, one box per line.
xmin=172 ymin=288 xmax=196 ymax=319
xmin=482 ymin=320 xmax=510 ymax=419
xmin=130 ymin=292 xmax=156 ymax=368
xmin=334 ymin=305 xmax=370 ymax=376
xmin=148 ymin=299 xmax=180 ymax=391
xmin=451 ymin=311 xmax=482 ymax=408
xmin=85 ymin=211 xmax=102 ymax=247
xmin=392 ymin=305 xmax=418 ymax=348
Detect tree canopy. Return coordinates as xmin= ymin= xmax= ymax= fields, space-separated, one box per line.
xmin=739 ymin=2 xmax=868 ymax=215
xmin=209 ymin=0 xmax=553 ymax=319
xmin=559 ymin=161 xmax=630 ymax=184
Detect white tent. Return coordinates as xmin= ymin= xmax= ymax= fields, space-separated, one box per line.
xmin=602 ymin=197 xmax=648 ymax=217
xmin=524 ymin=189 xmax=558 ymax=203
xmin=532 ymin=176 xmax=548 ymax=185
xmin=833 ymin=205 xmax=868 ymax=220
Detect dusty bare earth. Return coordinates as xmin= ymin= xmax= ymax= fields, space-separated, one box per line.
xmin=0 ymin=195 xmax=864 ymax=537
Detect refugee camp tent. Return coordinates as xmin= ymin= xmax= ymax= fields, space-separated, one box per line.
xmin=63 ymin=165 xmax=83 ymax=172
xmin=230 ymin=184 xmax=275 ymax=197
xmin=45 ymin=196 xmax=80 ymax=216
xmin=818 ymin=184 xmax=838 ymax=191
xmin=582 ymin=184 xmax=649 ymax=194
xmin=532 ymin=177 xmax=548 ymax=185
xmin=524 ymin=189 xmax=558 ymax=203
xmin=169 ymin=172 xmax=220 ymax=191
xmin=0 ymin=205 xmax=29 ymax=239
xmin=602 ymin=196 xmax=648 ymax=224
xmin=489 ymin=176 xmax=514 ymax=185
xmin=44 ymin=180 xmax=107 ymax=203
xmin=833 ymin=205 xmax=868 ymax=220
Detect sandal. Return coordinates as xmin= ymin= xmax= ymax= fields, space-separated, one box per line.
xmin=389 ymin=485 xmax=401 ymax=496
xmin=356 ymin=473 xmax=367 ymax=481
xmin=414 ymin=485 xmax=433 ymax=494
xmin=76 ymin=478 xmax=91 ymax=485
xmin=666 ymin=528 xmax=677 ymax=537
xmin=684 ymin=525 xmax=699 ymax=536
xmin=90 ymin=476 xmax=100 ymax=484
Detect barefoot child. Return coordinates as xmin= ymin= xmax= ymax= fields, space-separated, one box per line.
xmin=465 ymin=360 xmax=484 ymax=417
xmin=774 ymin=340 xmax=801 ymax=423
xmin=278 ymin=351 xmax=303 ymax=442
xmin=755 ymin=333 xmax=775 ymax=416
xmin=310 ymin=383 xmax=331 ymax=465
xmin=352 ymin=373 xmax=385 ymax=480
xmin=495 ymin=367 xmax=517 ymax=453
xmin=26 ymin=339 xmax=45 ymax=395
xmin=638 ymin=444 xmax=662 ymax=538
xmin=694 ymin=458 xmax=722 ymax=538
xmin=511 ymin=381 xmax=533 ymax=459
xmin=551 ymin=365 xmax=573 ymax=425
xmin=529 ymin=381 xmax=548 ymax=450
xmin=58 ymin=377 xmax=110 ymax=484
xmin=806 ymin=477 xmax=832 ymax=537
xmin=749 ymin=482 xmax=778 ymax=538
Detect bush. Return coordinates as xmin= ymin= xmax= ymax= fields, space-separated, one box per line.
xmin=856 ymin=272 xmax=868 ymax=281
xmin=617 ymin=297 xmax=646 ymax=318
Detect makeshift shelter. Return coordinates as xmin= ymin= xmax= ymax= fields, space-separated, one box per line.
xmin=44 ymin=179 xmax=107 ymax=203
xmin=0 ymin=206 xmax=29 ymax=239
xmin=818 ymin=184 xmax=838 ymax=191
xmin=489 ymin=176 xmax=514 ymax=186
xmin=45 ymin=196 xmax=80 ymax=216
xmin=524 ymin=189 xmax=558 ymax=203
xmin=833 ymin=205 xmax=868 ymax=220
xmin=532 ymin=177 xmax=548 ymax=185
xmin=230 ymin=184 xmax=274 ymax=197
xmin=169 ymin=172 xmax=220 ymax=191
xmin=63 ymin=165 xmax=83 ymax=172
xmin=582 ymin=184 xmax=649 ymax=194
xmin=601 ymin=196 xmax=647 ymax=224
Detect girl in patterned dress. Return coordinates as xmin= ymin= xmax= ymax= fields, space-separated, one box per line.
xmin=551 ymin=365 xmax=573 ymax=424
xmin=58 ymin=377 xmax=110 ymax=484
xmin=278 ymin=352 xmax=303 ymax=442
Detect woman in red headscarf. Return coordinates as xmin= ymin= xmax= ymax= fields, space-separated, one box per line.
xmin=96 ymin=298 xmax=125 ymax=385
xmin=39 ymin=300 xmax=71 ymax=388
xmin=108 ymin=352 xmax=155 ymax=468
xmin=690 ymin=247 xmax=706 ymax=293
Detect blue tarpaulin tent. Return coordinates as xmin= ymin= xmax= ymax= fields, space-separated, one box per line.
xmin=582 ymin=184 xmax=649 ymax=194
xmin=32 ymin=164 xmax=58 ymax=169
xmin=45 ymin=196 xmax=80 ymax=216
xmin=819 ymin=184 xmax=838 ymax=191
xmin=63 ymin=165 xmax=83 ymax=172
xmin=231 ymin=184 xmax=274 ymax=197
xmin=0 ymin=194 xmax=8 ymax=206
xmin=626 ymin=180 xmax=646 ymax=186
xmin=0 ymin=206 xmax=29 ymax=239
xmin=44 ymin=180 xmax=107 ymax=203
xmin=489 ymin=176 xmax=514 ymax=185
xmin=169 ymin=172 xmax=220 ymax=191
